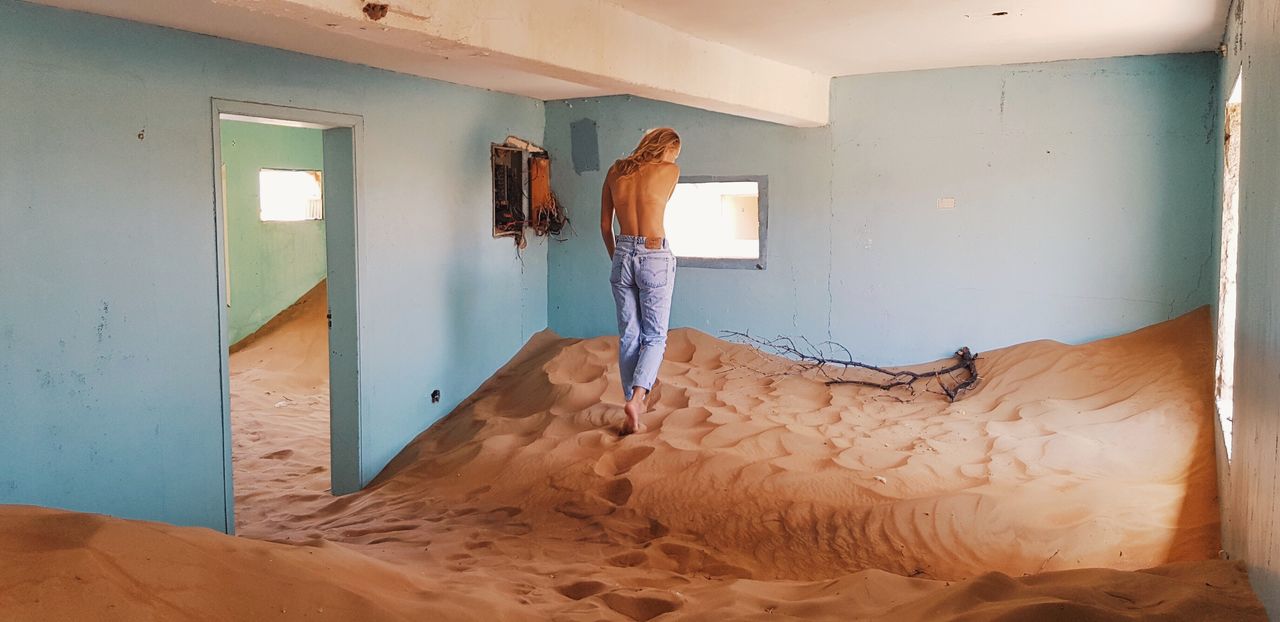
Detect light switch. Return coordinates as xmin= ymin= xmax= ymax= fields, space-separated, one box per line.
xmin=937 ymin=197 xmax=956 ymax=210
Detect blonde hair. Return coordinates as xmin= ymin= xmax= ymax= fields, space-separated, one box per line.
xmin=614 ymin=127 xmax=680 ymax=176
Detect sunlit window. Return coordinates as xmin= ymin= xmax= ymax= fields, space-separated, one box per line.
xmin=1217 ymin=70 xmax=1243 ymax=463
xmin=665 ymin=178 xmax=766 ymax=269
xmin=259 ymin=169 xmax=324 ymax=222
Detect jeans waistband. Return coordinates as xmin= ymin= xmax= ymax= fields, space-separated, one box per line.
xmin=616 ymin=234 xmax=669 ymax=249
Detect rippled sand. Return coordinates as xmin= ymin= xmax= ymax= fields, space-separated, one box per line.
xmin=0 ymin=294 xmax=1264 ymax=621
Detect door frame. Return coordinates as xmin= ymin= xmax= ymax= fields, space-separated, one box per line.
xmin=210 ymin=98 xmax=366 ymax=533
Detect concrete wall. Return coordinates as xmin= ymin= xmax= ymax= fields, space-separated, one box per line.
xmin=1218 ymin=0 xmax=1280 ymax=614
xmin=827 ymin=54 xmax=1219 ymax=362
xmin=0 ymin=0 xmax=547 ymax=531
xmin=545 ymin=54 xmax=1220 ymax=365
xmin=220 ymin=121 xmax=327 ymax=344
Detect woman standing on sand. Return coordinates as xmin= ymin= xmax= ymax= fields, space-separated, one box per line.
xmin=600 ymin=128 xmax=682 ymax=435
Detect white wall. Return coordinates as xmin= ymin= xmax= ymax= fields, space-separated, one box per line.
xmin=1218 ymin=0 xmax=1280 ymax=615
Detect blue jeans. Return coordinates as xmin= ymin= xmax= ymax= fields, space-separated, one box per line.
xmin=610 ymin=235 xmax=676 ymax=402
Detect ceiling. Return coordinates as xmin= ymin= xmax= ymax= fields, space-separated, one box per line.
xmin=28 ymin=0 xmax=617 ymax=101
xmin=28 ymin=0 xmax=1230 ymax=126
xmin=612 ymin=0 xmax=1230 ymax=76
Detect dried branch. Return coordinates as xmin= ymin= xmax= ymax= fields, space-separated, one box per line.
xmin=722 ymin=331 xmax=981 ymax=402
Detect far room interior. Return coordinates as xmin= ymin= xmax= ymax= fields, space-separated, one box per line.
xmin=218 ymin=114 xmax=334 ymax=532
xmin=3 ymin=0 xmax=1280 ymax=620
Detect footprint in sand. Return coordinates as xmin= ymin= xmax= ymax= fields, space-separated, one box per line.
xmin=596 ymin=445 xmax=655 ymax=477
xmin=555 ymin=496 xmax=615 ymax=519
xmin=555 ymin=580 xmax=607 ymax=600
xmin=600 ymin=478 xmax=634 ymax=506
xmin=600 ymin=589 xmax=683 ymax=622
xmin=606 ymin=550 xmax=649 ymax=568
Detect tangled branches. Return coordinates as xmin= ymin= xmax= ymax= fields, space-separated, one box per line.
xmin=723 ymin=332 xmax=981 ymax=402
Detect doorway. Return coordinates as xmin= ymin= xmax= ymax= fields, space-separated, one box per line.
xmin=211 ymin=100 xmax=363 ymax=534
xmin=1216 ymin=71 xmax=1243 ymax=465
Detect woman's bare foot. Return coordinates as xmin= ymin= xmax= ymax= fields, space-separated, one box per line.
xmin=621 ymin=387 xmax=649 ymax=435
xmin=622 ymin=400 xmax=647 ymax=435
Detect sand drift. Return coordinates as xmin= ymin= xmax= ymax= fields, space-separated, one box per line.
xmin=0 ymin=300 xmax=1266 ymax=620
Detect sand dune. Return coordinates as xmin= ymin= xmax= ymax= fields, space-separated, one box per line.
xmin=229 ymin=280 xmax=332 ymax=535
xmin=0 ymin=298 xmax=1267 ymax=621
xmin=0 ymin=506 xmax=1260 ymax=621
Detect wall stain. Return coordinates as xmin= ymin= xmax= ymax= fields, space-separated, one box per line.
xmin=999 ymin=77 xmax=1007 ymax=117
xmin=1203 ymin=80 xmax=1221 ymax=145
xmin=95 ymin=301 xmax=109 ymax=343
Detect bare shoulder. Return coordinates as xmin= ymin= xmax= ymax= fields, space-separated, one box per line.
xmin=604 ymin=160 xmax=624 ymax=185
xmin=651 ymin=161 xmax=680 ymax=178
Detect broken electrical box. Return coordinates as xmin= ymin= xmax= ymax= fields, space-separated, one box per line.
xmin=491 ymin=136 xmax=568 ymax=247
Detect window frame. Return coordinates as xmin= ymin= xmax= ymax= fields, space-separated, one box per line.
xmin=669 ymin=174 xmax=769 ymax=270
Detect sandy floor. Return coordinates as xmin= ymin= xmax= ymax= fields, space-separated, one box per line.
xmin=0 ymin=293 xmax=1267 ymax=621
xmin=229 ymin=280 xmax=332 ymax=536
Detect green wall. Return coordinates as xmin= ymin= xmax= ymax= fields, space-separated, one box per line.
xmin=220 ymin=121 xmax=327 ymax=344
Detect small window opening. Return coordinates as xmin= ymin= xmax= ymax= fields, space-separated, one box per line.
xmin=1217 ymin=69 xmax=1243 ymax=463
xmin=259 ymin=169 xmax=323 ymax=221
xmin=665 ymin=177 xmax=767 ymax=269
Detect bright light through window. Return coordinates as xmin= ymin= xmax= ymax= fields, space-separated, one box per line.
xmin=1217 ymin=70 xmax=1243 ymax=463
xmin=665 ymin=181 xmax=760 ymax=261
xmin=259 ymin=169 xmax=324 ymax=222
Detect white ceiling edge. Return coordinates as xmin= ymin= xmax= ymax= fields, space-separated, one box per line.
xmin=827 ymin=40 xmax=1228 ymax=80
xmin=610 ymin=0 xmax=1230 ymax=79
xmin=21 ymin=0 xmax=1230 ymax=127
xmin=27 ymin=0 xmax=830 ymax=127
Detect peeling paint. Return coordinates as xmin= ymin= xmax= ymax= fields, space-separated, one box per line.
xmin=95 ymin=301 xmax=108 ymax=343
xmin=361 ymin=2 xmax=388 ymax=21
xmin=998 ymin=77 xmax=1006 ymax=117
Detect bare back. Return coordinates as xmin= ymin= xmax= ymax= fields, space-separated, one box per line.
xmin=604 ymin=160 xmax=680 ymax=239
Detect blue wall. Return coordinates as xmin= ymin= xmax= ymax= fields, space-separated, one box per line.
xmin=546 ymin=96 xmax=832 ymax=350
xmin=545 ymin=54 xmax=1220 ymax=365
xmin=0 ymin=0 xmax=1222 ymax=536
xmin=0 ymin=0 xmax=547 ymax=531
xmin=220 ymin=120 xmax=327 ymax=345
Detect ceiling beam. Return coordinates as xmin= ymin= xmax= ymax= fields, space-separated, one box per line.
xmin=30 ymin=0 xmax=831 ymax=127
